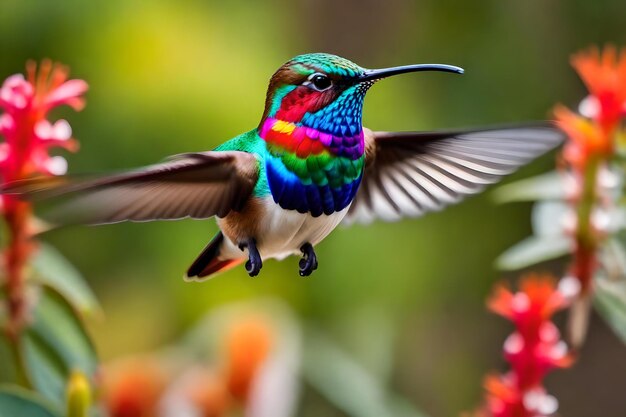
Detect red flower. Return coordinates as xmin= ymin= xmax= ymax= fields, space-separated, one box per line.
xmin=488 ymin=277 xmax=567 ymax=326
xmin=159 ymin=367 xmax=230 ymax=417
xmin=102 ymin=357 xmax=167 ymax=417
xmin=554 ymin=106 xmax=610 ymax=170
xmin=0 ymin=60 xmax=86 ymax=182
xmin=483 ymin=374 xmax=559 ymax=417
xmin=0 ymin=60 xmax=87 ymax=335
xmin=554 ymin=46 xmax=626 ymax=170
xmin=477 ymin=275 xmax=573 ymax=417
xmin=223 ymin=315 xmax=274 ymax=402
xmin=572 ymin=46 xmax=626 ymax=133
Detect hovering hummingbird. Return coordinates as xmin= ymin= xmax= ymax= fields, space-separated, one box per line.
xmin=11 ymin=53 xmax=562 ymax=280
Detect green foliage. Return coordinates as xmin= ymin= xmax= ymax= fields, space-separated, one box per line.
xmin=492 ymin=171 xmax=567 ymax=203
xmin=0 ymin=333 xmax=20 ymax=385
xmin=496 ymin=198 xmax=573 ymax=269
xmin=594 ymin=239 xmax=626 ymax=344
xmin=21 ymin=287 xmax=97 ymax=407
xmin=0 ymin=228 xmax=99 ymax=409
xmin=594 ymin=273 xmax=626 ymax=344
xmin=303 ymin=330 xmax=430 ymax=417
xmin=496 ymin=235 xmax=571 ymax=270
xmin=31 ymin=243 xmax=101 ymax=317
xmin=0 ymin=385 xmax=61 ymax=417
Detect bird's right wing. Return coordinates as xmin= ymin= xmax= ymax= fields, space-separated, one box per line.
xmin=5 ymin=151 xmax=259 ymax=225
xmin=343 ymin=125 xmax=564 ymax=225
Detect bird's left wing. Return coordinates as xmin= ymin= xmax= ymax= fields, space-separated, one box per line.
xmin=343 ymin=125 xmax=564 ymax=225
xmin=5 ymin=151 xmax=259 ymax=225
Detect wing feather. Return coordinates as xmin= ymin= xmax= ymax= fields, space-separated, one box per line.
xmin=5 ymin=151 xmax=259 ymax=225
xmin=343 ymin=125 xmax=563 ymax=225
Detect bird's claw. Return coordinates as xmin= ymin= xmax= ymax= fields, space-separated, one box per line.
xmin=240 ymin=239 xmax=262 ymax=277
xmin=299 ymin=243 xmax=318 ymax=276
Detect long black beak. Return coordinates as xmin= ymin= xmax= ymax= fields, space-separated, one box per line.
xmin=358 ymin=63 xmax=464 ymax=82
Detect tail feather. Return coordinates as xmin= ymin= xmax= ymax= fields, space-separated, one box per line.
xmin=186 ymin=232 xmax=241 ymax=280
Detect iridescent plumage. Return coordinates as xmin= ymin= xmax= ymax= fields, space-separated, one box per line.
xmin=258 ymin=54 xmax=370 ymax=216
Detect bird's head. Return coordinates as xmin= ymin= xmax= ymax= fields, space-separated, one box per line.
xmin=260 ymin=53 xmax=463 ymax=137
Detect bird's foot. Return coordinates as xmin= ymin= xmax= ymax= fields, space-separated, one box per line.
xmin=239 ymin=239 xmax=262 ymax=277
xmin=299 ymin=243 xmax=318 ymax=276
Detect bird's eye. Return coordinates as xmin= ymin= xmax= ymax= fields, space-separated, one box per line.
xmin=307 ymin=73 xmax=332 ymax=91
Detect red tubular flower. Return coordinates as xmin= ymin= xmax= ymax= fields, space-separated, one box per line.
xmin=0 ymin=60 xmax=87 ymax=335
xmin=476 ymin=275 xmax=573 ymax=417
xmin=0 ymin=60 xmax=85 ymax=180
xmin=571 ymin=46 xmax=626 ymax=133
xmin=223 ymin=315 xmax=274 ymax=402
xmin=555 ymin=45 xmax=626 ymax=176
xmin=102 ymin=357 xmax=167 ymax=417
xmin=555 ymin=106 xmax=609 ymax=170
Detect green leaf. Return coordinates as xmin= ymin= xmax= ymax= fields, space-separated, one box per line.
xmin=492 ymin=171 xmax=566 ymax=203
xmin=22 ymin=331 xmax=67 ymax=402
xmin=22 ymin=288 xmax=98 ymax=406
xmin=531 ymin=201 xmax=570 ymax=237
xmin=594 ymin=274 xmax=626 ymax=345
xmin=31 ymin=242 xmax=101 ymax=317
xmin=496 ymin=235 xmax=571 ymax=270
xmin=303 ymin=330 xmax=430 ymax=417
xmin=601 ymin=239 xmax=626 ymax=279
xmin=0 ymin=385 xmax=61 ymax=417
xmin=0 ymin=333 xmax=19 ymax=384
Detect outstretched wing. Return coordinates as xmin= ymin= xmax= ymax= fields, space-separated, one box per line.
xmin=343 ymin=125 xmax=564 ymax=225
xmin=6 ymin=151 xmax=259 ymax=225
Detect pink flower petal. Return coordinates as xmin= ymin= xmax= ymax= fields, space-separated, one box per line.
xmin=45 ymin=79 xmax=88 ymax=111
xmin=578 ymin=95 xmax=600 ymax=118
xmin=511 ymin=293 xmax=530 ymax=314
xmin=0 ymin=143 xmax=9 ymax=162
xmin=558 ymin=276 xmax=581 ymax=300
xmin=45 ymin=156 xmax=68 ymax=175
xmin=503 ymin=332 xmax=524 ymax=355
xmin=34 ymin=119 xmax=53 ymax=139
xmin=538 ymin=322 xmax=559 ymax=343
xmin=523 ymin=389 xmax=558 ymax=415
xmin=3 ymin=74 xmax=32 ymax=93
xmin=549 ymin=341 xmax=568 ymax=361
xmin=52 ymin=120 xmax=72 ymax=140
xmin=35 ymin=119 xmax=73 ymax=142
xmin=0 ymin=113 xmax=15 ymax=134
xmin=0 ymin=74 xmax=33 ymax=109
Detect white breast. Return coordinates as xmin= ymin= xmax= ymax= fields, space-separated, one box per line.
xmin=219 ymin=198 xmax=349 ymax=261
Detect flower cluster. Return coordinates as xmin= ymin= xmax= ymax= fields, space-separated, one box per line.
xmin=557 ymin=46 xmax=626 ymax=167
xmin=557 ymin=46 xmax=626 ymax=288
xmin=0 ymin=60 xmax=87 ymax=335
xmin=0 ymin=60 xmax=86 ymax=181
xmin=102 ymin=314 xmax=278 ymax=417
xmin=471 ymin=44 xmax=626 ymax=417
xmin=476 ymin=275 xmax=574 ymax=417
xmin=554 ymin=46 xmax=626 ymax=345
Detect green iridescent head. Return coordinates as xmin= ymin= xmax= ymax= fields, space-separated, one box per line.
xmin=260 ymin=53 xmax=463 ymax=136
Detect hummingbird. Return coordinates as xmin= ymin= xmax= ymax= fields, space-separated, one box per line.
xmin=11 ymin=53 xmax=562 ymax=280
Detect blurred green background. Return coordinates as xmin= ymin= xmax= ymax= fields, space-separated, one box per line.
xmin=1 ymin=0 xmax=626 ymax=416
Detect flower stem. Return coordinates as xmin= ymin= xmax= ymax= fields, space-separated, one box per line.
xmin=573 ymin=155 xmax=601 ymax=292
xmin=4 ymin=200 xmax=33 ymax=340
xmin=568 ymin=155 xmax=602 ymax=347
